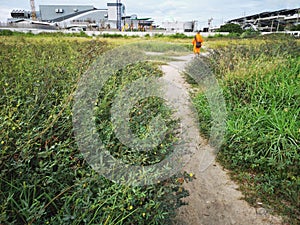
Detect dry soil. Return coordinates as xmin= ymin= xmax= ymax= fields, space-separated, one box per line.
xmin=159 ymin=54 xmax=283 ymax=225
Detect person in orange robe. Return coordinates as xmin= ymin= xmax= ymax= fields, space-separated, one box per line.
xmin=192 ymin=31 xmax=204 ymax=56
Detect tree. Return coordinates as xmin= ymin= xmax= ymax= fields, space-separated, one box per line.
xmin=217 ymin=23 xmax=243 ymax=34
xmin=290 ymin=24 xmax=300 ymax=31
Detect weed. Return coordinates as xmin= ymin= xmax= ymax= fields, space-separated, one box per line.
xmin=191 ymin=36 xmax=300 ymax=224
xmin=0 ymin=36 xmax=190 ymax=224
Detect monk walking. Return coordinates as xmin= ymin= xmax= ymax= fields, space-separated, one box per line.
xmin=192 ymin=31 xmax=204 ymax=56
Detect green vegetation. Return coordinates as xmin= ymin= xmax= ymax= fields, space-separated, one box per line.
xmin=240 ymin=29 xmax=261 ymax=38
xmin=1 ymin=30 xmax=299 ymax=224
xmin=0 ymin=29 xmax=90 ymax=38
xmin=217 ymin=23 xmax=244 ymax=34
xmin=0 ymin=29 xmax=14 ymax=36
xmin=290 ymin=24 xmax=300 ymax=31
xmin=152 ymin=33 xmax=191 ymax=39
xmin=99 ymin=33 xmax=140 ymax=38
xmin=168 ymin=33 xmax=190 ymax=39
xmin=0 ymin=36 xmax=191 ymax=224
xmin=191 ymin=35 xmax=300 ymax=224
xmin=131 ymin=41 xmax=191 ymax=55
xmin=95 ymin=62 xmax=178 ymax=166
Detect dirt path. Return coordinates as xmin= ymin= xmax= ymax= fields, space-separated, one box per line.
xmin=160 ymin=54 xmax=283 ymax=225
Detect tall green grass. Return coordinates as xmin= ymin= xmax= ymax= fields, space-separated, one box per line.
xmin=192 ymin=35 xmax=300 ymax=224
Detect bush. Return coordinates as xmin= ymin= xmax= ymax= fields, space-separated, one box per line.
xmin=217 ymin=23 xmax=244 ymax=34
xmin=101 ymin=33 xmax=125 ymax=38
xmin=241 ymin=29 xmax=261 ymax=38
xmin=169 ymin=33 xmax=190 ymax=39
xmin=211 ymin=33 xmax=225 ymax=38
xmin=207 ymin=32 xmax=241 ymax=39
xmin=290 ymin=24 xmax=300 ymax=31
xmin=0 ymin=29 xmax=13 ymax=36
xmin=227 ymin=32 xmax=241 ymax=38
xmin=154 ymin=33 xmax=165 ymax=38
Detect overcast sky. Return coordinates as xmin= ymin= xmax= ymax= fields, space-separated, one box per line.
xmin=0 ymin=0 xmax=299 ymax=27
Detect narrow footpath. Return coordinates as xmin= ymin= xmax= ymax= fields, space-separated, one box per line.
xmin=159 ymin=54 xmax=283 ymax=225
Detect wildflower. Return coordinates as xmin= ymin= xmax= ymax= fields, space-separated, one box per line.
xmin=129 ymin=205 xmax=133 ymax=210
xmin=142 ymin=213 xmax=146 ymax=217
xmin=1 ymin=141 xmax=4 ymax=145
xmin=284 ymin=108 xmax=289 ymax=112
xmin=189 ymin=173 xmax=194 ymax=177
xmin=177 ymin=177 xmax=184 ymax=184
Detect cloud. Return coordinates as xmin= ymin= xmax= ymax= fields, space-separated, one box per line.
xmin=0 ymin=0 xmax=299 ymax=26
xmin=0 ymin=7 xmax=12 ymax=22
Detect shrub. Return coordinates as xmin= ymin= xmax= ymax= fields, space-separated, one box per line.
xmin=0 ymin=29 xmax=13 ymax=36
xmin=210 ymin=33 xmax=225 ymax=38
xmin=154 ymin=33 xmax=165 ymax=38
xmin=290 ymin=24 xmax=300 ymax=31
xmin=169 ymin=33 xmax=190 ymax=39
xmin=217 ymin=23 xmax=243 ymax=34
xmin=241 ymin=29 xmax=261 ymax=38
xmin=101 ymin=33 xmax=124 ymax=38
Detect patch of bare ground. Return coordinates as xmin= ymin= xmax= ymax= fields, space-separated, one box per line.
xmin=160 ymin=54 xmax=283 ymax=225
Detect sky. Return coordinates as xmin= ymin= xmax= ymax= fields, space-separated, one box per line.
xmin=0 ymin=0 xmax=299 ymax=28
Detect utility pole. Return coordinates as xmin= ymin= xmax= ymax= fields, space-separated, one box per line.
xmin=276 ymin=15 xmax=280 ymax=32
xmin=116 ymin=0 xmax=121 ymax=30
xmin=208 ymin=18 xmax=213 ymax=31
xmin=271 ymin=20 xmax=274 ymax=32
xmin=30 ymin=0 xmax=37 ymax=20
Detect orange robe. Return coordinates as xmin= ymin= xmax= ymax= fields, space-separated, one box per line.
xmin=192 ymin=33 xmax=204 ymax=54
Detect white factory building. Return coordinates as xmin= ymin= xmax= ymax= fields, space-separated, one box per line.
xmin=9 ymin=2 xmax=153 ymax=30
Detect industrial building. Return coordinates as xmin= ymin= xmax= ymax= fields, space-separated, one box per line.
xmin=9 ymin=2 xmax=154 ymax=30
xmin=161 ymin=21 xmax=197 ymax=32
xmin=226 ymin=8 xmax=300 ymax=32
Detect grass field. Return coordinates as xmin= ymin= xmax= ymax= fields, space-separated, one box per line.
xmin=0 ymin=32 xmax=299 ymax=224
xmin=0 ymin=35 xmax=192 ymax=224
xmin=191 ymin=34 xmax=300 ymax=224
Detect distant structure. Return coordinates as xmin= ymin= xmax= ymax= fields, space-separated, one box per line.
xmin=115 ymin=0 xmax=122 ymax=30
xmin=227 ymin=8 xmax=300 ymax=32
xmin=8 ymin=2 xmax=154 ymax=30
xmin=30 ymin=0 xmax=37 ymax=20
xmin=161 ymin=20 xmax=197 ymax=32
xmin=10 ymin=10 xmax=31 ymax=19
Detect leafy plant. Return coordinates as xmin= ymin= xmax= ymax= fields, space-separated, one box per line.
xmin=290 ymin=24 xmax=300 ymax=31
xmin=0 ymin=36 xmax=191 ymax=224
xmin=240 ymin=29 xmax=261 ymax=38
xmin=217 ymin=23 xmax=244 ymax=34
